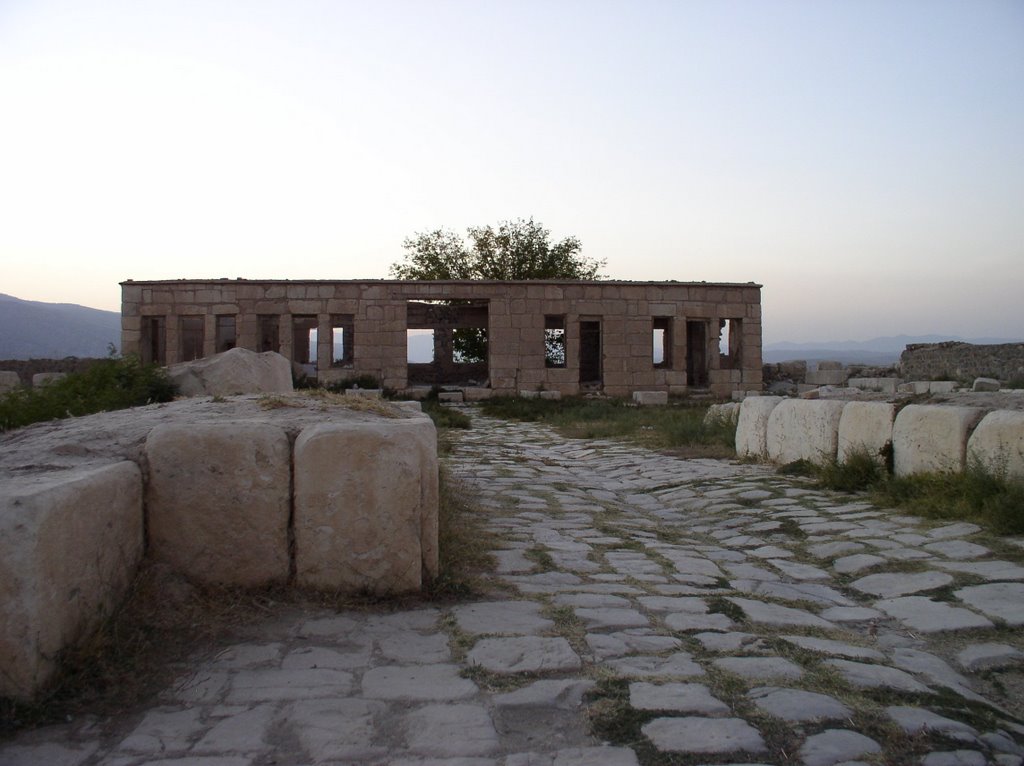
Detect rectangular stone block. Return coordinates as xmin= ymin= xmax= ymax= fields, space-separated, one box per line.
xmin=838 ymin=401 xmax=896 ymax=464
xmin=893 ymin=405 xmax=985 ymax=476
xmin=805 ymin=369 xmax=848 ymax=386
xmin=632 ymin=391 xmax=668 ymax=406
xmin=967 ymin=410 xmax=1024 ymax=480
xmin=0 ymin=462 xmax=143 ymax=700
xmin=294 ymin=417 xmax=439 ymax=593
xmin=735 ymin=396 xmax=784 ymax=459
xmin=145 ymin=423 xmax=291 ymax=586
xmin=848 ymin=377 xmax=898 ymax=395
xmin=766 ymin=399 xmax=846 ymax=465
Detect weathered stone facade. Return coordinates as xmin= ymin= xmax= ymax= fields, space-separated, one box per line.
xmin=120 ymin=279 xmax=763 ymax=397
xmin=900 ymin=342 xmax=1024 ymax=384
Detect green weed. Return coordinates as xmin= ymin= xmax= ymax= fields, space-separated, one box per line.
xmin=0 ymin=355 xmax=175 ymax=432
xmin=480 ymin=396 xmax=735 ymax=457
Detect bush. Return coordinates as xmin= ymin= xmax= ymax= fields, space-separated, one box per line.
xmin=0 ymin=355 xmax=176 ymax=432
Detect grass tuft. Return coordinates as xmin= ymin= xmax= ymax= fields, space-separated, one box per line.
xmin=480 ymin=396 xmax=735 ymax=458
xmin=778 ymin=447 xmax=1024 ymax=536
xmin=423 ymin=467 xmax=496 ymax=599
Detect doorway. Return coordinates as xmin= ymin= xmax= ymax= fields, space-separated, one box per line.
xmin=686 ymin=320 xmax=708 ymax=387
xmin=579 ymin=320 xmax=602 ymax=385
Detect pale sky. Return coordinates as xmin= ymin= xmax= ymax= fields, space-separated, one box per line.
xmin=1 ymin=0 xmax=1021 ymax=344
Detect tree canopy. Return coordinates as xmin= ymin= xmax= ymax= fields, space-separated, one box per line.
xmin=390 ymin=218 xmax=604 ymax=281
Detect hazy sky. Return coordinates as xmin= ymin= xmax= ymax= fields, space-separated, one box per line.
xmin=1 ymin=0 xmax=1021 ymax=343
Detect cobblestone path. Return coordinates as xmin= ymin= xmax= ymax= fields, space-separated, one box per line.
xmin=4 ymin=408 xmax=1024 ymax=765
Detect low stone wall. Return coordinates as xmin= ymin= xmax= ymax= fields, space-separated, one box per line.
xmin=736 ymin=396 xmax=1024 ymax=480
xmin=0 ymin=395 xmax=438 ymax=700
xmin=900 ymin=342 xmax=1024 ymax=384
xmin=0 ymin=357 xmax=104 ymax=387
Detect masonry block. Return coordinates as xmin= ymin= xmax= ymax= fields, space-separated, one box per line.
xmin=766 ymin=399 xmax=846 ymax=465
xmin=805 ymin=369 xmax=848 ymax=386
xmin=0 ymin=462 xmax=143 ymax=700
xmin=967 ymin=410 xmax=1024 ymax=480
xmin=145 ymin=423 xmax=291 ymax=585
xmin=294 ymin=417 xmax=439 ymax=593
xmin=735 ymin=396 xmax=784 ymax=459
xmin=704 ymin=402 xmax=740 ymax=428
xmin=838 ymin=401 xmax=896 ymax=464
xmin=893 ymin=405 xmax=985 ymax=476
xmin=632 ymin=391 xmax=668 ymax=406
xmin=0 ymin=371 xmax=20 ymax=394
xmin=847 ymin=377 xmax=898 ymax=395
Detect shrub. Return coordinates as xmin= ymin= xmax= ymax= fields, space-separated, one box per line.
xmin=0 ymin=355 xmax=176 ymax=432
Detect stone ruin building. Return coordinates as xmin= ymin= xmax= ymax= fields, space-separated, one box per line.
xmin=121 ymin=279 xmax=763 ymax=398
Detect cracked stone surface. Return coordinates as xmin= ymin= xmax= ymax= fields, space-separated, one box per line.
xmin=3 ymin=407 xmax=1023 ymax=765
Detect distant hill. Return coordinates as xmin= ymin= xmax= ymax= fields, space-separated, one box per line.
xmin=764 ymin=335 xmax=1024 ymax=365
xmin=0 ymin=293 xmax=120 ymax=359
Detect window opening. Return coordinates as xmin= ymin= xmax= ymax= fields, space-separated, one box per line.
xmin=406 ymin=299 xmax=489 ymax=386
xmin=719 ymin=318 xmax=742 ymax=369
xmin=180 ymin=316 xmax=204 ymax=362
xmin=215 ymin=315 xmax=236 ymax=353
xmin=408 ymin=329 xmax=434 ymax=363
xmin=142 ymin=316 xmax=166 ymax=365
xmin=291 ymin=315 xmax=318 ymax=368
xmin=579 ymin=320 xmax=602 ymax=384
xmin=686 ymin=320 xmax=708 ymax=387
xmin=653 ymin=317 xmax=672 ymax=368
xmin=258 ymin=315 xmax=280 ymax=353
xmin=544 ymin=315 xmax=566 ymax=368
xmin=453 ymin=328 xmax=487 ymax=364
xmin=331 ymin=314 xmax=354 ymax=366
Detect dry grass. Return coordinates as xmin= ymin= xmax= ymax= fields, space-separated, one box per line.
xmin=0 ymin=563 xmax=288 ymax=736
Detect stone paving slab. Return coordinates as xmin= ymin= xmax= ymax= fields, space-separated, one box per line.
xmin=4 ymin=408 xmax=1024 ymax=766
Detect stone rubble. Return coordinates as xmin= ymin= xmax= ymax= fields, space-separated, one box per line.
xmin=3 ymin=407 xmax=1024 ymax=765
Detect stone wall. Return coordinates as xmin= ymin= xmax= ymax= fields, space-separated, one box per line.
xmin=0 ymin=357 xmax=104 ymax=387
xmin=736 ymin=396 xmax=1024 ymax=481
xmin=900 ymin=342 xmax=1024 ymax=384
xmin=121 ymin=279 xmax=763 ymax=398
xmin=0 ymin=395 xmax=438 ymax=700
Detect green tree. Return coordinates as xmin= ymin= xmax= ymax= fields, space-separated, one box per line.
xmin=390 ymin=217 xmax=604 ymax=281
xmin=391 ymin=218 xmax=604 ymax=367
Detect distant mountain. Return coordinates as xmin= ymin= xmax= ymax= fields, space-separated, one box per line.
xmin=0 ymin=293 xmax=121 ymax=359
xmin=764 ymin=335 xmax=1024 ymax=365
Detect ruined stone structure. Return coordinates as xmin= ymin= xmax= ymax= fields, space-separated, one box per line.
xmin=0 ymin=396 xmax=437 ymax=699
xmin=121 ymin=279 xmax=763 ymax=397
xmin=900 ymin=342 xmax=1024 ymax=384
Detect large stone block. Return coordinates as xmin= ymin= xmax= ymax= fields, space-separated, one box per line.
xmin=838 ymin=401 xmax=896 ymax=464
xmin=892 ymin=405 xmax=985 ymax=476
xmin=168 ymin=347 xmax=293 ymax=397
xmin=967 ymin=410 xmax=1024 ymax=480
xmin=32 ymin=372 xmax=66 ymax=387
xmin=0 ymin=371 xmax=20 ymax=394
xmin=847 ymin=377 xmax=898 ymax=395
xmin=805 ymin=369 xmax=847 ymax=386
xmin=766 ymin=399 xmax=846 ymax=465
xmin=632 ymin=391 xmax=668 ymax=406
xmin=294 ymin=417 xmax=439 ymax=593
xmin=145 ymin=423 xmax=291 ymax=585
xmin=704 ymin=402 xmax=740 ymax=428
xmin=0 ymin=462 xmax=143 ymax=700
xmin=735 ymin=396 xmax=784 ymax=459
